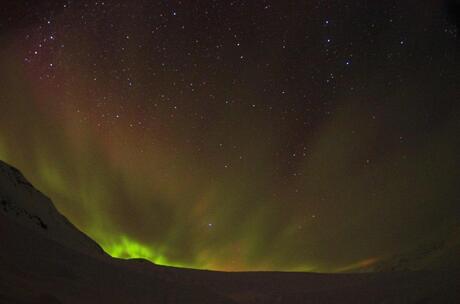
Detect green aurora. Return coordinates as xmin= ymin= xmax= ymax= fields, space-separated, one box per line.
xmin=0 ymin=1 xmax=459 ymax=273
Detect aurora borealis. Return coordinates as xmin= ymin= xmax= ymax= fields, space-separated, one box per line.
xmin=0 ymin=1 xmax=459 ymax=272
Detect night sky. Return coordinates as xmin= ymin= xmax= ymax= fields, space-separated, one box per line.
xmin=0 ymin=1 xmax=459 ymax=272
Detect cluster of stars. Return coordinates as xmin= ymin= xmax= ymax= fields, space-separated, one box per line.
xmin=1 ymin=0 xmax=457 ymax=271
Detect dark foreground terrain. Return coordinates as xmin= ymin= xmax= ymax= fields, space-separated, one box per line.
xmin=0 ymin=160 xmax=459 ymax=304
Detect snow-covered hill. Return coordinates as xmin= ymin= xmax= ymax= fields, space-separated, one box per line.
xmin=0 ymin=160 xmax=105 ymax=256
xmin=372 ymin=220 xmax=460 ymax=272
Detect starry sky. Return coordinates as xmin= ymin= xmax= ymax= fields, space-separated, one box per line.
xmin=0 ymin=1 xmax=459 ymax=272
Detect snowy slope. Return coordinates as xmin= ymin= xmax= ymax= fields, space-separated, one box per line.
xmin=0 ymin=160 xmax=105 ymax=256
xmin=372 ymin=220 xmax=460 ymax=272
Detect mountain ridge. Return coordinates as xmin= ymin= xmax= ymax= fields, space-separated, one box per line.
xmin=0 ymin=160 xmax=106 ymax=256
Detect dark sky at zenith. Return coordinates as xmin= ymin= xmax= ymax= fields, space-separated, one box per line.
xmin=0 ymin=0 xmax=459 ymax=272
